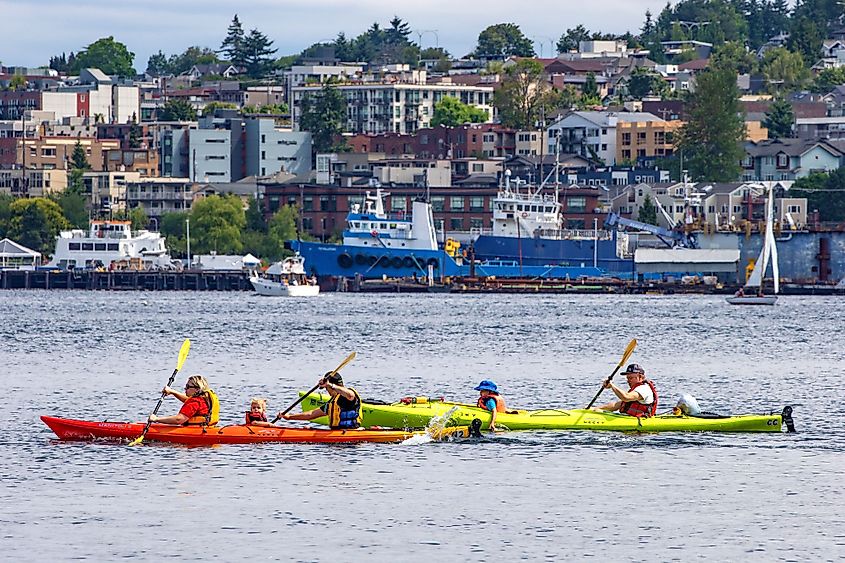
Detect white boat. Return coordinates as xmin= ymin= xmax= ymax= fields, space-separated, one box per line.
xmin=726 ymin=185 xmax=779 ymax=306
xmin=46 ymin=220 xmax=178 ymax=271
xmin=249 ymin=255 xmax=320 ymax=297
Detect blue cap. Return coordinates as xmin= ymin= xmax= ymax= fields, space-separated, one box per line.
xmin=474 ymin=379 xmax=498 ymax=393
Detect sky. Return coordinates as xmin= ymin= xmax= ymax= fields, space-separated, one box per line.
xmin=1 ymin=0 xmax=671 ymax=69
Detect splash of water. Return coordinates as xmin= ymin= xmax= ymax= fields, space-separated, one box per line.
xmin=401 ymin=406 xmax=460 ymax=445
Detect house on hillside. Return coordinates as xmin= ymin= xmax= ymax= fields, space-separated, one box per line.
xmin=741 ymin=138 xmax=843 ymax=181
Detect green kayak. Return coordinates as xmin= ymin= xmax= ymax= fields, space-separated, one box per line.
xmin=297 ymin=393 xmax=794 ymax=433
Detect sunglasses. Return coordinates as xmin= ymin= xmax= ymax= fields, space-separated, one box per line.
xmin=185 ymin=384 xmax=199 ymax=390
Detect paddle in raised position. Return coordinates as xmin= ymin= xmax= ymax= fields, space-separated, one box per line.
xmin=128 ymin=338 xmax=191 ymax=446
xmin=585 ymin=338 xmax=637 ymax=410
xmin=271 ymin=351 xmax=356 ymax=424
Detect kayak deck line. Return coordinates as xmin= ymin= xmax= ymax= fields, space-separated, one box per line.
xmin=299 ymin=393 xmax=796 ymax=433
xmin=40 ymin=415 xmax=482 ymax=446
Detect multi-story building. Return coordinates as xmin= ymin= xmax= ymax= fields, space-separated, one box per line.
xmin=292 ymin=67 xmax=493 ymax=135
xmin=548 ymin=111 xmax=666 ymax=165
xmin=243 ymin=117 xmax=311 ymax=177
xmin=104 ymin=148 xmax=159 ymax=176
xmin=0 ymin=168 xmax=67 ymax=197
xmin=15 ymin=137 xmax=121 ymax=171
xmin=125 ymin=177 xmax=196 ymax=218
xmin=616 ymin=119 xmax=682 ymax=165
xmin=81 ymin=171 xmax=142 ymax=213
xmin=741 ymin=138 xmax=843 ymax=181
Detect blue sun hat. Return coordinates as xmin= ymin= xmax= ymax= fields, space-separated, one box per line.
xmin=474 ymin=380 xmax=498 ymax=393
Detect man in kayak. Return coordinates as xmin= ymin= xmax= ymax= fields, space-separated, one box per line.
xmin=281 ymin=372 xmax=362 ymax=429
xmin=474 ymin=379 xmax=506 ymax=431
xmin=593 ymin=364 xmax=658 ymax=417
xmin=149 ymin=375 xmax=220 ymax=426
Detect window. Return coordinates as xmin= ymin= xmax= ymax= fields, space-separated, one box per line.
xmin=450 ymin=196 xmax=464 ymax=211
xmin=469 ymin=196 xmax=484 ymax=212
xmin=450 ymin=217 xmax=463 ymax=230
xmin=776 ymin=153 xmax=789 ymax=168
xmin=472 ymin=163 xmax=484 ymax=172
xmin=567 ymin=196 xmax=586 ymax=212
xmin=788 ymin=205 xmax=801 ymax=213
xmin=95 ymin=243 xmax=107 ymax=251
xmin=622 ymin=133 xmax=631 ymax=144
xmin=303 ymin=196 xmax=313 ymax=211
xmin=69 ymin=243 xmax=81 ymax=251
xmin=431 ymin=196 xmax=445 ymax=212
xmin=470 ymin=218 xmax=484 ymax=229
xmin=391 ymin=196 xmax=407 ymax=212
xmin=636 ymin=132 xmax=647 ymax=144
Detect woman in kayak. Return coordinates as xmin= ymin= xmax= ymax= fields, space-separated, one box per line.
xmin=474 ymin=379 xmax=506 ymax=431
xmin=149 ymin=375 xmax=220 ymax=426
xmin=593 ymin=364 xmax=658 ymax=417
xmin=280 ymin=372 xmax=361 ymax=429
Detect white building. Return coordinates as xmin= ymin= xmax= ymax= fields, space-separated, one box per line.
xmin=244 ymin=117 xmax=312 ymax=177
xmin=41 ymin=69 xmax=139 ymax=124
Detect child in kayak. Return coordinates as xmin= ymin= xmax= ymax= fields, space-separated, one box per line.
xmin=474 ymin=379 xmax=506 ymax=431
xmin=245 ymin=397 xmax=275 ymax=427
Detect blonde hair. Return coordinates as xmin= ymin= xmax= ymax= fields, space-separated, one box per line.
xmin=250 ymin=397 xmax=267 ymax=411
xmin=186 ymin=375 xmax=210 ymax=393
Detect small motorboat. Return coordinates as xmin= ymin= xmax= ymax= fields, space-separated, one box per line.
xmin=250 ymin=254 xmax=319 ymax=297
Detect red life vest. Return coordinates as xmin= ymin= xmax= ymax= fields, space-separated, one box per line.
xmin=245 ymin=410 xmax=268 ymax=425
xmin=620 ymin=380 xmax=658 ymax=418
xmin=477 ymin=393 xmax=506 ymax=412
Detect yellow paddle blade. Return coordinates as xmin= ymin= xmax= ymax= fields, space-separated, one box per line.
xmin=327 ymin=351 xmax=356 ymax=377
xmin=127 ymin=435 xmax=144 ymax=447
xmin=175 ymin=339 xmax=191 ymax=372
xmin=618 ymin=338 xmax=637 ymax=368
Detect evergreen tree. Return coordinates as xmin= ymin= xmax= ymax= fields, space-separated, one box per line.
xmin=677 ymin=68 xmax=746 ymax=182
xmin=763 ymin=97 xmax=795 ymax=139
xmin=128 ymin=115 xmax=142 ymax=149
xmin=638 ymin=195 xmax=659 ymax=226
xmin=160 ymin=99 xmax=197 ymax=121
xmin=557 ymin=25 xmax=591 ymax=54
xmin=70 ymin=140 xmax=90 ymax=171
xmin=242 ymin=29 xmax=277 ymax=78
xmin=220 ymin=14 xmax=247 ymax=66
xmin=299 ymin=83 xmax=348 ymax=155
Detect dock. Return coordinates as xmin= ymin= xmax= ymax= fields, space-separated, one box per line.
xmin=0 ymin=270 xmax=253 ymax=291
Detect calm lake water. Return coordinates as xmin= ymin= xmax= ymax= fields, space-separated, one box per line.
xmin=1 ymin=291 xmax=843 ymax=561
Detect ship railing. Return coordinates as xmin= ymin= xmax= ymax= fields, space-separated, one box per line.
xmin=536 ymin=228 xmax=613 ymax=240
xmin=468 ymin=227 xmax=493 ymax=236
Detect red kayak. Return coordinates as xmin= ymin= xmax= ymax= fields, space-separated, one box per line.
xmin=41 ymin=416 xmax=477 ymax=445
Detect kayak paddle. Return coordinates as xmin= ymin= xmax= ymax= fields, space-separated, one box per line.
xmin=585 ymin=338 xmax=637 ymax=409
xmin=128 ymin=338 xmax=191 ymax=446
xmin=272 ymin=351 xmax=356 ymax=424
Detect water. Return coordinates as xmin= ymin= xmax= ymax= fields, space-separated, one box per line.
xmin=1 ymin=291 xmax=843 ymax=561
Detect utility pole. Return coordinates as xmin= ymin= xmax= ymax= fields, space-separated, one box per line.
xmin=186 ymin=217 xmax=191 ymax=269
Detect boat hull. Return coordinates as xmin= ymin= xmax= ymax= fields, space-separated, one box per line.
xmin=726 ymin=295 xmax=778 ymax=305
xmin=249 ymin=276 xmax=320 ymax=297
xmin=472 ymin=233 xmax=633 ymax=273
xmin=40 ymin=416 xmax=473 ymax=445
xmin=299 ymin=394 xmax=789 ymax=433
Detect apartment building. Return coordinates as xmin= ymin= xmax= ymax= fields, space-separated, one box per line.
xmin=616 ymin=120 xmax=682 ymax=165
xmin=548 ymin=111 xmax=666 ymax=165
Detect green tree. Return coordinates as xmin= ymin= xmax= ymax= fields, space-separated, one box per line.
xmin=130 ymin=206 xmax=148 ymax=230
xmin=9 ymin=75 xmax=26 ymax=90
xmin=762 ymin=47 xmax=811 ymax=93
xmin=788 ymin=16 xmax=824 ymax=67
xmin=54 ymin=190 xmax=88 ymax=228
xmin=188 ymin=194 xmax=246 ymax=254
xmin=160 ymin=212 xmax=188 ymax=256
xmin=583 ymin=72 xmax=599 ymax=98
xmin=146 ymin=51 xmax=169 ymax=76
xmin=267 ymin=205 xmax=299 ymax=256
xmin=493 ymin=59 xmax=561 ymax=129
xmin=220 ymin=14 xmax=247 ymax=67
xmin=245 ymin=197 xmax=266 ymax=232
xmin=625 ymin=66 xmax=670 ymax=100
xmin=677 ymin=68 xmax=745 ymax=182
xmin=763 ymin=98 xmax=795 ymax=139
xmin=72 ymin=36 xmax=135 ymax=77
xmin=202 ymin=101 xmax=238 ymax=115
xmin=299 ymin=83 xmax=348 ymax=154
xmin=242 ymin=29 xmax=277 ymax=78
xmin=812 ymin=67 xmax=845 ymax=93
xmin=160 ymin=99 xmax=197 ymax=121
xmin=557 ymin=25 xmax=591 ymax=54
xmin=128 ymin=119 xmax=142 ymax=149
xmin=0 ymin=193 xmax=14 ymax=238
xmin=473 ymin=23 xmax=535 ymax=58
xmin=7 ymin=198 xmax=70 ymax=255
xmin=792 ymin=169 xmax=845 ymax=222
xmin=70 ymin=140 xmax=90 ymax=171
xmin=431 ymin=96 xmax=489 ymax=127
xmin=638 ymin=194 xmax=659 ymax=226
xmin=711 ymin=41 xmax=756 ymax=74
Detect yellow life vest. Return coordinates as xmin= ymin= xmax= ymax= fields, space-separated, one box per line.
xmin=325 ymin=387 xmax=362 ymax=429
xmin=185 ymin=390 xmax=220 ymax=426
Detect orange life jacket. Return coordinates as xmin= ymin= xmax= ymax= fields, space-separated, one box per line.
xmin=620 ymin=380 xmax=658 ymax=418
xmin=477 ymin=393 xmax=506 ymax=412
xmin=245 ymin=411 xmax=268 ymax=425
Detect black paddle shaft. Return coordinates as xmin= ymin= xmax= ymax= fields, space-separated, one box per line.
xmin=136 ymin=369 xmax=180 ymax=438
xmin=271 ymin=379 xmax=325 ymax=423
xmin=585 ymin=364 xmax=625 ymax=410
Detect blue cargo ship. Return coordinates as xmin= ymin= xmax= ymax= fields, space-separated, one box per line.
xmin=289 ymin=187 xmax=630 ymax=280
